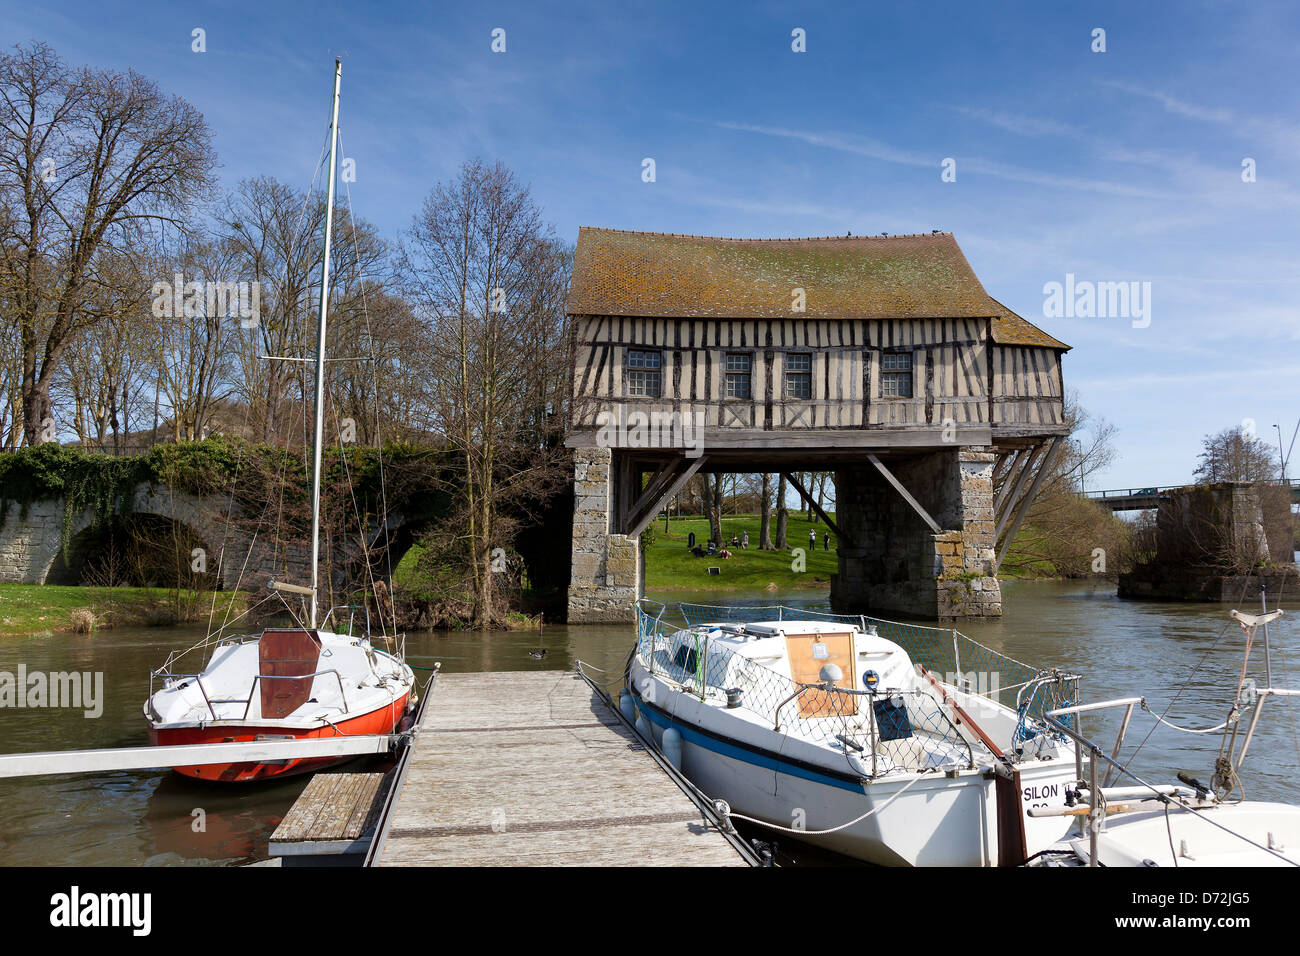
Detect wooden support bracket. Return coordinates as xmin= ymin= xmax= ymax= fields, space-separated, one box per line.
xmin=994 ymin=436 xmax=1063 ymax=574
xmin=865 ymin=454 xmax=942 ymax=534
xmin=627 ymin=456 xmax=707 ymax=539
xmin=781 ymin=472 xmax=844 ymax=540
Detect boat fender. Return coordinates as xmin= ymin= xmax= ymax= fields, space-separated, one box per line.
xmin=619 ymin=691 xmax=636 ymax=723
xmin=635 ymin=713 xmax=650 ymax=738
xmin=662 ymin=727 xmax=683 ymax=770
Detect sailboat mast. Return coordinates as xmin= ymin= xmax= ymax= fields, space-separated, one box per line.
xmin=309 ymin=58 xmax=342 ymax=630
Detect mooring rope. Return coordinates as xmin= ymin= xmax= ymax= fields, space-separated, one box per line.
xmin=1143 ymin=708 xmax=1231 ymax=735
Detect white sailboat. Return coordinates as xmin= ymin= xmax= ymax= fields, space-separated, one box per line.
xmin=143 ymin=60 xmax=415 ymax=782
xmin=625 ymin=601 xmax=1083 ymax=866
xmin=1032 ymin=606 xmax=1300 ymax=866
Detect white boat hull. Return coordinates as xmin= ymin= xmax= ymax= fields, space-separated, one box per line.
xmin=630 ymin=657 xmax=1079 ymax=866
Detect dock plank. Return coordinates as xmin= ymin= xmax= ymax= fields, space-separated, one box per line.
xmin=272 ymin=771 xmax=389 ymax=844
xmin=376 ymin=670 xmax=746 ymax=866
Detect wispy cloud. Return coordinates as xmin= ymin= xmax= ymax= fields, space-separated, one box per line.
xmin=1100 ymin=79 xmax=1300 ymax=155
xmin=1099 ymin=80 xmax=1236 ymax=124
xmin=717 ymin=120 xmax=1179 ymax=200
xmin=946 ymin=106 xmax=1086 ymax=141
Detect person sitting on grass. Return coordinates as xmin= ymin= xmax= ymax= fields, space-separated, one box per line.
xmin=730 ymin=532 xmax=740 ymax=546
xmin=741 ymin=531 xmax=749 ymax=549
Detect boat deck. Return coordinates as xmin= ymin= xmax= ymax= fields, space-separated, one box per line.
xmin=372 ymin=670 xmax=749 ymax=866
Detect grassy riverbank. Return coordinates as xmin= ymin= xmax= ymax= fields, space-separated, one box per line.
xmin=0 ymin=584 xmax=243 ymax=638
xmin=644 ymin=514 xmax=839 ymax=592
xmin=643 ymin=513 xmax=1065 ymax=591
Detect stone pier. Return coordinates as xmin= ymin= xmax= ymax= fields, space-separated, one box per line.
xmin=832 ymin=448 xmax=1002 ymax=620
xmin=567 ymin=447 xmax=641 ymax=623
xmin=1119 ymin=481 xmax=1297 ymax=601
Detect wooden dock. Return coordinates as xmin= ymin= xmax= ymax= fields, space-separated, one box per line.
xmin=270 ymin=771 xmax=393 ymax=865
xmin=371 ymin=670 xmax=751 ymax=866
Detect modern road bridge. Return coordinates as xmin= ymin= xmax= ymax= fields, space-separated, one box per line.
xmin=1085 ymin=478 xmax=1300 ymax=512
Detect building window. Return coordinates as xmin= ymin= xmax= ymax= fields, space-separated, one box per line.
xmin=626 ymin=349 xmax=662 ymax=397
xmin=725 ymin=353 xmax=752 ymax=399
xmin=880 ymin=351 xmax=913 ymax=398
xmin=785 ymin=352 xmax=812 ymax=399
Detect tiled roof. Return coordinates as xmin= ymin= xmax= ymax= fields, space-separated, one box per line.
xmin=567 ymin=227 xmax=1069 ymax=350
xmin=989 ymin=298 xmax=1070 ymax=350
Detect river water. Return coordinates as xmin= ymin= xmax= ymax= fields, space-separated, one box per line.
xmin=1 ymin=579 xmax=1297 ymax=865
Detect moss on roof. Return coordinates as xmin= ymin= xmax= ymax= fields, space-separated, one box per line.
xmin=567 ymin=227 xmax=1069 ymax=350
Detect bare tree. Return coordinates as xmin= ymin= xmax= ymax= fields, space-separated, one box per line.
xmin=1194 ymin=427 xmax=1278 ymax=484
xmin=396 ymin=158 xmax=569 ymax=627
xmin=55 ymin=253 xmax=153 ymax=449
xmin=147 ymin=236 xmax=238 ymax=441
xmin=0 ymin=42 xmax=216 ymax=445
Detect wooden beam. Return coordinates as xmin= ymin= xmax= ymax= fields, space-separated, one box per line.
xmin=624 ymin=457 xmax=680 ymax=531
xmin=627 ymin=457 xmax=707 ymax=539
xmin=568 ymin=425 xmax=995 ymax=450
xmin=866 ymin=454 xmax=942 ymax=534
xmin=995 ymin=443 xmax=1042 ymax=534
xmin=994 ymin=436 xmax=1063 ymax=574
xmin=992 ymin=448 xmax=1020 ymax=489
xmin=781 ymin=472 xmax=843 ymax=539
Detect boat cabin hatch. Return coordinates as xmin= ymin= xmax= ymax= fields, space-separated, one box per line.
xmin=258 ymin=629 xmax=323 ymax=719
xmin=784 ymin=630 xmax=857 ymax=718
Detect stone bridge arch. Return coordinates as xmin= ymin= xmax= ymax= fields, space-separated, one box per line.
xmin=0 ymin=481 xmax=418 ymax=591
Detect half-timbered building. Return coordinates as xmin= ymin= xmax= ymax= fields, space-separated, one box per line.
xmin=565 ymin=228 xmax=1069 ymax=622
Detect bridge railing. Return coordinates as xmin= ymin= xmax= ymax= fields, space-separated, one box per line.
xmin=1084 ymin=477 xmax=1298 ymax=499
xmin=1084 ymin=484 xmax=1183 ymax=499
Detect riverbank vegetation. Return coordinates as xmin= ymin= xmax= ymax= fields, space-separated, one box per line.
xmin=0 ymin=583 xmax=244 ymax=638
xmin=0 ymin=42 xmax=571 ymax=630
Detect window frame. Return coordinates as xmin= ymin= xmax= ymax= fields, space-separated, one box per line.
xmin=723 ymin=351 xmax=753 ymax=400
xmin=785 ymin=351 xmax=813 ymax=400
xmin=879 ymin=350 xmax=914 ymax=399
xmin=625 ymin=348 xmax=663 ymax=398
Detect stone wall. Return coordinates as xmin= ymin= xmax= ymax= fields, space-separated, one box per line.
xmin=567 ymin=447 xmax=640 ymax=623
xmin=831 ymin=447 xmax=1001 ymax=620
xmin=0 ymin=483 xmax=311 ymax=589
xmin=1118 ymin=481 xmax=1295 ymax=601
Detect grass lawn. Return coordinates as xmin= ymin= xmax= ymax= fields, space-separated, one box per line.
xmin=0 ymin=584 xmax=244 ymax=638
xmin=645 ymin=514 xmax=838 ymax=592
xmin=388 ymin=512 xmax=1056 ymax=602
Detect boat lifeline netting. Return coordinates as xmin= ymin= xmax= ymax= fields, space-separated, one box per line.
xmin=671 ymin=603 xmax=1077 ymax=726
xmin=639 ymin=602 xmax=1078 ymax=757
xmin=635 ymin=604 xmax=979 ymax=778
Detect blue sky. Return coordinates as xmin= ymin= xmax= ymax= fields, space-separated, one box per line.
xmin=5 ymin=0 xmax=1299 ymax=487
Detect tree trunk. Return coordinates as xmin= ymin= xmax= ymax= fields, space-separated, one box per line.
xmin=759 ymin=473 xmax=774 ymax=549
xmin=21 ymin=380 xmax=51 ymax=446
xmin=708 ymin=473 xmax=723 ymax=545
xmin=775 ymin=474 xmax=789 ymax=549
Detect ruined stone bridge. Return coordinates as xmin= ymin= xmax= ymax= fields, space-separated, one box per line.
xmin=0 ymin=482 xmax=404 ymax=591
